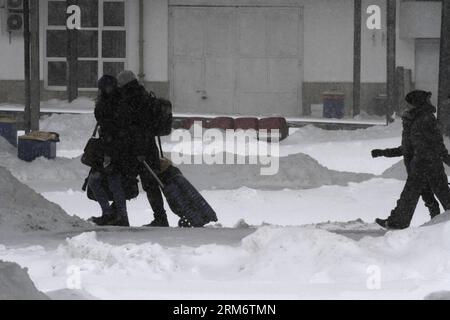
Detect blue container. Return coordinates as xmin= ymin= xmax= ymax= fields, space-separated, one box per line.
xmin=18 ymin=138 xmax=57 ymax=162
xmin=323 ymin=92 xmax=345 ymax=119
xmin=0 ymin=118 xmax=17 ymax=147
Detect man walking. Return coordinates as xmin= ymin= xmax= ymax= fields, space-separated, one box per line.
xmin=117 ymin=70 xmax=169 ymax=227
xmin=376 ymin=90 xmax=450 ymax=229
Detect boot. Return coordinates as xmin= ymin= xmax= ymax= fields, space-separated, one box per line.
xmin=144 ymin=213 xmax=169 ymax=227
xmin=375 ymin=218 xmax=406 ymax=230
xmin=106 ymin=214 xmax=130 ymax=227
xmin=429 ymin=207 xmax=441 ymax=220
xmin=89 ymin=214 xmax=116 ymax=226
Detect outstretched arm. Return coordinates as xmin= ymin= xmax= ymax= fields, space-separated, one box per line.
xmin=372 ymin=147 xmax=403 ymax=158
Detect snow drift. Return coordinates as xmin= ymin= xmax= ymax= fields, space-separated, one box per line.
xmin=48 ymin=214 xmax=450 ymax=299
xmin=0 ymin=260 xmax=47 ymax=300
xmin=0 ymin=165 xmax=89 ymax=233
xmin=382 ymin=159 xmax=450 ymax=181
xmin=176 ymin=152 xmax=373 ymax=190
xmin=0 ymin=136 xmax=89 ymax=191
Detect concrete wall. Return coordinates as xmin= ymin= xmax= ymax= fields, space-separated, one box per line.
xmin=399 ymin=1 xmax=441 ymax=39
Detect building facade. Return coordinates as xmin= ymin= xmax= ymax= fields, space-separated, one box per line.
xmin=0 ymin=0 xmax=443 ymax=117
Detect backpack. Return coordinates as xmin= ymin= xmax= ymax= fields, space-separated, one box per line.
xmin=148 ymin=92 xmax=173 ymax=136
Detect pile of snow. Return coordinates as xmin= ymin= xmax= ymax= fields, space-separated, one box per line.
xmin=0 ymin=136 xmax=89 ymax=191
xmin=45 ymin=217 xmax=450 ymax=299
xmin=176 ymin=152 xmax=373 ymax=190
xmin=0 ymin=260 xmax=47 ymax=300
xmin=382 ymin=159 xmax=450 ymax=181
xmin=40 ymin=113 xmax=95 ymax=158
xmin=0 ymin=165 xmax=89 ymax=233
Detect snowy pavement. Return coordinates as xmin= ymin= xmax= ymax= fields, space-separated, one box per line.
xmin=41 ymin=179 xmax=432 ymax=229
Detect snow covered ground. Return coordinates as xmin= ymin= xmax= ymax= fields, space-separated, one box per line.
xmin=2 ymin=107 xmax=450 ymax=299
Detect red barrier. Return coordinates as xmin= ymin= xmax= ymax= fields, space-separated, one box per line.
xmin=258 ymin=117 xmax=289 ymax=141
xmin=180 ymin=117 xmax=209 ymax=130
xmin=206 ymin=117 xmax=235 ymax=130
xmin=235 ymin=117 xmax=259 ymax=131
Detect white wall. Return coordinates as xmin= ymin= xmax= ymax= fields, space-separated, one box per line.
xmin=0 ymin=2 xmax=45 ymax=80
xmin=0 ymin=0 xmax=420 ymax=84
xmin=127 ymin=0 xmax=168 ymax=82
xmin=303 ymin=0 xmax=415 ymax=83
xmin=400 ymin=1 xmax=441 ymax=39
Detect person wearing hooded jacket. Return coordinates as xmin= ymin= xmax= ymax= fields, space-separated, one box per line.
xmin=371 ymin=113 xmax=441 ymax=219
xmin=87 ymin=74 xmax=131 ymax=227
xmin=375 ymin=90 xmax=450 ymax=229
xmin=117 ymin=70 xmax=169 ymax=227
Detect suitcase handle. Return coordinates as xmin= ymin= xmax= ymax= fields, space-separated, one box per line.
xmin=157 ymin=136 xmax=164 ymax=158
xmin=142 ymin=160 xmax=165 ymax=189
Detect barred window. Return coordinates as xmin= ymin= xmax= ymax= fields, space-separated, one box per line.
xmin=45 ymin=0 xmax=127 ymax=90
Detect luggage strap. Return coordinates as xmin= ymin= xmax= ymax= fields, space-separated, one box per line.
xmin=157 ymin=136 xmax=164 ymax=158
xmin=92 ymin=123 xmax=99 ymax=138
xmin=142 ymin=160 xmax=165 ymax=189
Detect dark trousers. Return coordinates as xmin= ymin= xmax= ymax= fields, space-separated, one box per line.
xmin=388 ymin=158 xmax=450 ymax=228
xmin=421 ymin=186 xmax=441 ymax=217
xmin=139 ymin=158 xmax=166 ymax=217
xmin=88 ymin=171 xmax=127 ymax=217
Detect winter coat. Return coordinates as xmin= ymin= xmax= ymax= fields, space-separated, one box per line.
xmin=379 ymin=102 xmax=449 ymax=169
xmin=406 ymin=103 xmax=448 ymax=161
xmin=94 ymin=89 xmax=136 ymax=174
xmin=118 ymin=80 xmax=161 ymax=166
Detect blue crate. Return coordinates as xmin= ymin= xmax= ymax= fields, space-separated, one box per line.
xmin=322 ymin=92 xmax=345 ymax=119
xmin=18 ymin=138 xmax=57 ymax=162
xmin=0 ymin=119 xmax=17 ymax=147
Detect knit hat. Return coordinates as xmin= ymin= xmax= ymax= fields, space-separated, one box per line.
xmin=117 ymin=70 xmax=137 ymax=88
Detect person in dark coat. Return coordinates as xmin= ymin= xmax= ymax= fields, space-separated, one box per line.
xmin=117 ymin=70 xmax=169 ymax=227
xmin=87 ymin=75 xmax=131 ymax=227
xmin=375 ymin=90 xmax=450 ymax=229
xmin=371 ymin=113 xmax=441 ymax=219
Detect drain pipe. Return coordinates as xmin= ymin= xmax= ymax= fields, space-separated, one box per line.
xmin=138 ymin=0 xmax=145 ymax=83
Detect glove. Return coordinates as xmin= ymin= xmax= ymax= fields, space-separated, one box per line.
xmin=371 ymin=149 xmax=384 ymax=158
xmin=137 ymin=155 xmax=146 ymax=163
xmin=103 ymin=156 xmax=113 ymax=174
xmin=103 ymin=155 xmax=112 ymax=168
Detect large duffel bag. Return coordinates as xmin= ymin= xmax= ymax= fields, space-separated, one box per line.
xmin=142 ymin=160 xmax=218 ymax=228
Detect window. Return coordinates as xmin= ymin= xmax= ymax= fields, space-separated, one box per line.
xmin=45 ymin=0 xmax=127 ymax=90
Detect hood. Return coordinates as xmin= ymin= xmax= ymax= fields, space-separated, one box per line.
xmin=97 ymin=75 xmax=117 ymax=92
xmin=405 ymin=90 xmax=432 ymax=108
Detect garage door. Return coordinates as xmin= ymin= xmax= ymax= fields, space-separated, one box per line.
xmin=169 ymin=6 xmax=303 ymax=116
xmin=415 ymin=39 xmax=440 ymax=106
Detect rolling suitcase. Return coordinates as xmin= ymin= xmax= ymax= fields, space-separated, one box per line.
xmin=142 ymin=160 xmax=218 ymax=228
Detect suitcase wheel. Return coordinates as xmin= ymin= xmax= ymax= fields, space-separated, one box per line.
xmin=178 ymin=216 xmax=193 ymax=228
